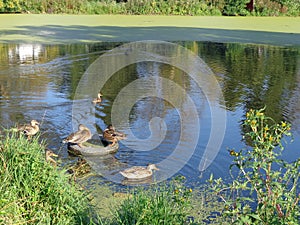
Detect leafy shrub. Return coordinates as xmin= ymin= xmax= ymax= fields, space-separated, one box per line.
xmin=7 ymin=0 xmax=300 ymax=15
xmin=223 ymin=0 xmax=250 ymax=15
xmin=209 ymin=108 xmax=300 ymax=224
xmin=0 ymin=0 xmax=21 ymax=12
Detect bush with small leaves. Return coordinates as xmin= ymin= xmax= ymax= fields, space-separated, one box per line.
xmin=209 ymin=108 xmax=299 ymax=224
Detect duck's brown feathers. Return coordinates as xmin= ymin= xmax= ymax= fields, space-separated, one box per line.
xmin=120 ymin=164 xmax=159 ymax=180
xmin=92 ymin=92 xmax=103 ymax=104
xmin=102 ymin=124 xmax=126 ymax=146
xmin=63 ymin=124 xmax=92 ymax=146
xmin=17 ymin=120 xmax=40 ymax=137
xmin=45 ymin=149 xmax=58 ymax=167
xmin=103 ymin=128 xmax=117 ymax=146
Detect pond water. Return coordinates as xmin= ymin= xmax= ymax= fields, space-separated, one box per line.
xmin=0 ymin=41 xmax=299 ymax=187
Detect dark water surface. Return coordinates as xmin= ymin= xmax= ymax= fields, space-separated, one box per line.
xmin=0 ymin=42 xmax=299 ymax=186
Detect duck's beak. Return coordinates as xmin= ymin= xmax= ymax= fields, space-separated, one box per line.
xmin=52 ymin=153 xmax=58 ymax=157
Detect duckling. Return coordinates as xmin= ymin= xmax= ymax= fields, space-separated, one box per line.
xmin=92 ymin=92 xmax=103 ymax=104
xmin=45 ymin=149 xmax=58 ymax=167
xmin=102 ymin=124 xmax=126 ymax=146
xmin=63 ymin=124 xmax=92 ymax=148
xmin=17 ymin=120 xmax=40 ymax=139
xmin=120 ymin=164 xmax=159 ymax=180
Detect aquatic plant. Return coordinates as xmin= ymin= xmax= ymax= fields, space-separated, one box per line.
xmin=209 ymin=108 xmax=300 ymax=224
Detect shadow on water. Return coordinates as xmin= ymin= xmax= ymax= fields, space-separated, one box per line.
xmin=1 ymin=25 xmax=300 ymax=46
xmin=0 ymin=41 xmax=299 ymax=187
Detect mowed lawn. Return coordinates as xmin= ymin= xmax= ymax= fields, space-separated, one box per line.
xmin=0 ymin=14 xmax=300 ymax=45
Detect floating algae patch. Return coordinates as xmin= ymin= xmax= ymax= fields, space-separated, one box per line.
xmin=0 ymin=15 xmax=299 ymax=45
xmin=80 ymin=175 xmax=229 ymax=224
xmin=188 ymin=186 xmax=230 ymax=224
xmin=79 ymin=178 xmax=130 ymax=219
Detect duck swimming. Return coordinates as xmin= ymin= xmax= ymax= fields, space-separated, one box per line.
xmin=120 ymin=164 xmax=159 ymax=180
xmin=17 ymin=120 xmax=40 ymax=139
xmin=63 ymin=124 xmax=92 ymax=148
xmin=102 ymin=124 xmax=126 ymax=146
xmin=92 ymin=92 xmax=103 ymax=104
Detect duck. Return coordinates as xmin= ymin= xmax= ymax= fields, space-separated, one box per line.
xmin=120 ymin=164 xmax=159 ymax=180
xmin=92 ymin=92 xmax=103 ymax=104
xmin=102 ymin=124 xmax=126 ymax=146
xmin=45 ymin=149 xmax=58 ymax=167
xmin=63 ymin=124 xmax=92 ymax=148
xmin=17 ymin=120 xmax=40 ymax=139
xmin=110 ymin=125 xmax=126 ymax=140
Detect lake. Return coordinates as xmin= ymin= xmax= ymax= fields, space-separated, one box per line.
xmin=0 ymin=41 xmax=299 ymax=187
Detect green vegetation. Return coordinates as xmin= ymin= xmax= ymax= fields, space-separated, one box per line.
xmin=0 ymin=0 xmax=299 ymax=16
xmin=110 ymin=176 xmax=192 ymax=225
xmin=223 ymin=0 xmax=250 ymax=16
xmin=0 ymin=131 xmax=92 ymax=224
xmin=0 ymin=109 xmax=299 ymax=224
xmin=209 ymin=108 xmax=300 ymax=224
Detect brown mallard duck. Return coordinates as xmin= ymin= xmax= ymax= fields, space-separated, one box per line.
xmin=103 ymin=124 xmax=126 ymax=146
xmin=45 ymin=149 xmax=58 ymax=167
xmin=110 ymin=125 xmax=126 ymax=140
xmin=17 ymin=120 xmax=40 ymax=139
xmin=120 ymin=164 xmax=159 ymax=180
xmin=63 ymin=124 xmax=92 ymax=148
xmin=92 ymin=92 xmax=103 ymax=104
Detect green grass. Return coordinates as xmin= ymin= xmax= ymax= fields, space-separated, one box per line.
xmin=0 ymin=130 xmax=222 ymax=225
xmin=109 ymin=176 xmax=193 ymax=225
xmin=0 ymin=131 xmax=92 ymax=224
xmin=1 ymin=109 xmax=298 ymax=224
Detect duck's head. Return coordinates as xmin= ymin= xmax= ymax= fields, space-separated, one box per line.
xmin=45 ymin=149 xmax=58 ymax=159
xmin=98 ymin=92 xmax=103 ymax=97
xmin=30 ymin=120 xmax=39 ymax=126
xmin=78 ymin=124 xmax=88 ymax=130
xmin=147 ymin=164 xmax=159 ymax=171
xmin=107 ymin=124 xmax=115 ymax=131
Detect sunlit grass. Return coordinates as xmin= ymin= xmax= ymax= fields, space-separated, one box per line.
xmin=0 ymin=131 xmax=92 ymax=224
xmin=108 ymin=176 xmax=192 ymax=225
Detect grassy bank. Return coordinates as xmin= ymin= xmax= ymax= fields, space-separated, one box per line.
xmin=0 ymin=109 xmax=299 ymax=224
xmin=0 ymin=130 xmax=220 ymax=224
xmin=0 ymin=131 xmax=92 ymax=224
xmin=0 ymin=15 xmax=299 ymax=45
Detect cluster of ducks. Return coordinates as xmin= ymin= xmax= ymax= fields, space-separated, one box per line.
xmin=15 ymin=92 xmax=159 ymax=182
xmin=61 ymin=124 xmax=126 ymax=148
xmin=17 ymin=120 xmax=58 ymax=166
